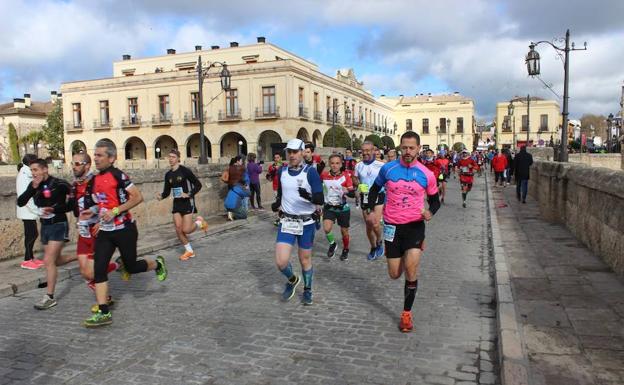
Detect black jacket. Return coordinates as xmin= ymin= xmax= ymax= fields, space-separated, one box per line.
xmin=513 ymin=149 xmax=533 ymax=180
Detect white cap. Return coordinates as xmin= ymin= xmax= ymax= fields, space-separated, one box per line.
xmin=285 ymin=138 xmax=305 ymax=151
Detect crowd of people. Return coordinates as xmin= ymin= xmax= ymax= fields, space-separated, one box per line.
xmin=14 ymin=132 xmax=533 ymax=332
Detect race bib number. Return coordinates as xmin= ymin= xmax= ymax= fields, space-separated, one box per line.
xmin=99 ymin=208 xmax=116 ymax=231
xmin=361 ymin=193 xmax=369 ymax=205
xmin=383 ymin=224 xmax=396 ymax=242
xmin=281 ymin=218 xmax=304 ymax=235
xmin=78 ymin=223 xmax=91 ymax=238
xmin=327 ymin=188 xmax=342 ymax=206
xmin=461 ymin=166 xmax=469 ymax=173
xmin=172 ymin=187 xmax=183 ymax=198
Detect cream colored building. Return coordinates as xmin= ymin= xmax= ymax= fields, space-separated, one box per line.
xmin=61 ymin=38 xmax=396 ymax=165
xmin=0 ymin=93 xmax=56 ymax=162
xmin=495 ymin=96 xmax=561 ymax=149
xmin=379 ymin=93 xmax=475 ymax=151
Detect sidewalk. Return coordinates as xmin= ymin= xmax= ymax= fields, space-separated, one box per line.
xmin=0 ymin=210 xmax=272 ymax=299
xmin=490 ymin=177 xmax=624 ymax=385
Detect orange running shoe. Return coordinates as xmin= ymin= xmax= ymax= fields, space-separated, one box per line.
xmin=196 ymin=216 xmax=209 ymax=234
xmin=179 ymin=251 xmax=195 ymax=261
xmin=399 ymin=310 xmax=413 ymax=333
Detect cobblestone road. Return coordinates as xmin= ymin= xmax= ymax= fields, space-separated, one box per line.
xmin=0 ymin=177 xmax=499 ymax=385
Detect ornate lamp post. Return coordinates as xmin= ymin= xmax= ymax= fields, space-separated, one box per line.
xmin=507 ymin=101 xmax=516 ymax=149
xmin=607 ymin=113 xmax=614 ymax=152
xmin=526 ymin=30 xmax=587 ymax=162
xmin=197 ymin=56 xmax=231 ymax=164
xmin=446 ymin=118 xmax=451 ymax=151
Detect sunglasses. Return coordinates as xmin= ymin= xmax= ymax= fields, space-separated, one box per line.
xmin=72 ymin=161 xmax=87 ymax=166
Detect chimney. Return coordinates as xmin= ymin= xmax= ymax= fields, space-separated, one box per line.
xmin=230 ymin=41 xmax=239 ymax=47
xmin=167 ymin=48 xmax=176 ymax=55
xmin=257 ymin=36 xmax=266 ymax=43
xmin=211 ymin=45 xmax=219 ymax=50
xmin=195 ymin=45 xmax=202 ymax=51
xmin=51 ymin=91 xmax=58 ymax=103
xmin=122 ymin=54 xmax=131 ymax=60
xmin=13 ymin=98 xmax=25 ymax=109
xmin=23 ymin=93 xmax=31 ymax=107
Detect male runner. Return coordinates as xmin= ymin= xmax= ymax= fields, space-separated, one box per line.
xmin=303 ymin=142 xmax=325 ymax=174
xmin=321 ymin=154 xmax=355 ymax=261
xmin=457 ymin=149 xmax=478 ymax=208
xmin=353 ymin=141 xmax=385 ymax=260
xmin=435 ymin=152 xmax=450 ymax=204
xmin=156 ymin=149 xmax=207 ymax=261
xmin=81 ymin=139 xmax=167 ymax=327
xmin=272 ymin=139 xmax=324 ymax=306
xmin=344 ymin=149 xmax=357 ymax=174
xmin=386 ymin=149 xmax=398 ymax=162
xmin=67 ymin=152 xmax=120 ymax=312
xmin=363 ymin=131 xmax=440 ymax=332
xmin=267 ymin=153 xmax=284 ymax=226
xmin=17 ymin=159 xmax=75 ymax=310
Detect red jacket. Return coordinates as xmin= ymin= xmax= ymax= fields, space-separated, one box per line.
xmin=491 ymin=155 xmax=508 ymax=173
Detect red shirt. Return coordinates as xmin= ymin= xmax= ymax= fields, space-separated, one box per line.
xmin=492 ymin=155 xmax=508 ymax=172
xmin=422 ymin=159 xmax=441 ymax=180
xmin=320 ymin=170 xmax=353 ymax=206
xmin=91 ymin=167 xmax=134 ymax=231
xmin=435 ymin=158 xmax=450 ymax=174
xmin=267 ymin=162 xmax=283 ymax=191
xmin=457 ymin=158 xmax=478 ymax=183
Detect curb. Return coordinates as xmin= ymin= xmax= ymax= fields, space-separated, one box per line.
xmin=0 ymin=215 xmax=262 ymax=300
xmin=484 ymin=174 xmax=530 ymax=385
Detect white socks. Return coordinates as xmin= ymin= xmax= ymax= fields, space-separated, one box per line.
xmin=184 ymin=243 xmax=193 ymax=253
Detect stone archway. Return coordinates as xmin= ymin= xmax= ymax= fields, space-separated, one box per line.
xmin=220 ymin=132 xmax=247 ymax=158
xmin=297 ymin=127 xmax=310 ymax=142
xmin=154 ymin=135 xmax=177 ymax=159
xmin=258 ymin=130 xmax=283 ymax=161
xmin=186 ymin=133 xmax=211 ymax=159
xmin=124 ymin=137 xmax=146 ymax=160
xmin=312 ymin=129 xmax=322 ymax=147
xmin=70 ymin=140 xmax=87 ymax=155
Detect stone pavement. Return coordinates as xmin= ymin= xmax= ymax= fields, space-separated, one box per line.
xmin=0 ymin=177 xmax=499 ymax=385
xmin=491 ymin=179 xmax=624 ymax=385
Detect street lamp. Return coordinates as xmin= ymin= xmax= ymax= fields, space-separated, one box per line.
xmin=446 ymin=118 xmax=451 ymax=151
xmin=607 ymin=113 xmax=614 ymax=152
xmin=238 ymin=140 xmax=243 ymax=156
xmin=507 ymin=101 xmax=517 ymax=149
xmin=526 ymin=30 xmax=587 ymax=162
xmin=156 ymin=147 xmax=161 ymax=167
xmin=197 ymin=56 xmax=231 ymax=164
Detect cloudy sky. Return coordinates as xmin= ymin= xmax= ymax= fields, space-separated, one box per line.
xmin=1 ymin=0 xmax=623 ymax=120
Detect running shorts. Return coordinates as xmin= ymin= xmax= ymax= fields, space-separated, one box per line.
xmin=323 ymin=207 xmax=350 ymax=228
xmin=383 ymin=220 xmax=425 ymax=259
xmin=172 ymin=198 xmax=197 ymax=215
xmin=276 ymin=222 xmax=316 ymax=250
xmin=41 ymin=222 xmax=68 ymax=245
xmin=77 ymin=235 xmax=95 ymax=259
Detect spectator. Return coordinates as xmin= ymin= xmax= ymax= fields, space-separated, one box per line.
xmin=246 ymin=153 xmax=263 ymax=210
xmin=513 ymin=146 xmax=533 ymax=203
xmin=16 ymin=154 xmax=41 ymax=270
xmin=227 ymin=156 xmax=247 ymax=189
xmin=224 ymin=181 xmax=250 ymax=220
xmin=491 ymin=150 xmax=508 ymax=186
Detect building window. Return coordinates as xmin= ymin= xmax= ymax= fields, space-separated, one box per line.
xmin=326 ymin=96 xmax=331 ymax=120
xmin=522 ymin=114 xmax=528 ymax=131
xmin=422 ymin=118 xmax=429 ymax=134
xmin=439 ymin=117 xmax=447 ymax=133
xmin=226 ymin=88 xmax=238 ymax=116
xmin=457 ymin=117 xmax=464 ymax=133
xmin=298 ymin=87 xmax=304 ymax=116
xmin=191 ymin=92 xmax=199 ymax=119
xmin=128 ymin=97 xmax=138 ymax=124
xmin=503 ymin=116 xmax=511 ymax=132
xmin=99 ymin=101 xmax=109 ymax=125
xmin=313 ymin=92 xmax=319 ymax=114
xmin=540 ymin=114 xmax=548 ymax=131
xmin=158 ymin=95 xmax=170 ymax=120
xmin=72 ymin=103 xmax=82 ymax=128
xmin=406 ymin=119 xmax=412 ymax=131
xmin=262 ymin=86 xmax=276 ymax=114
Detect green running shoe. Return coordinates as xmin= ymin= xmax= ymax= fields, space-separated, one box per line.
xmin=155 ymin=256 xmax=167 ymax=281
xmin=84 ymin=311 xmax=112 ymax=328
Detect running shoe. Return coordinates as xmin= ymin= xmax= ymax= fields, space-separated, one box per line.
xmin=84 ymin=311 xmax=112 ymax=328
xmin=90 ymin=296 xmax=115 ymax=314
xmin=115 ymin=257 xmax=131 ymax=281
xmin=227 ymin=212 xmax=234 ymax=221
xmin=327 ymin=242 xmax=337 ymax=259
xmin=367 ymin=247 xmax=377 ymax=261
xmin=374 ymin=242 xmax=384 ymax=259
xmin=301 ymin=289 xmax=313 ymax=306
xmin=20 ymin=260 xmax=40 ymax=270
xmin=462 ymin=201 xmax=467 ymax=208
xmin=399 ymin=310 xmax=413 ymax=333
xmin=155 ymin=256 xmax=168 ymax=281
xmin=282 ymin=275 xmax=300 ymax=301
xmin=179 ymin=251 xmax=195 ymax=261
xmin=340 ymin=249 xmax=349 ymax=261
xmin=34 ymin=294 xmax=57 ymax=310
xmin=196 ymin=216 xmax=209 ymax=234
xmin=33 ymin=259 xmax=45 ymax=268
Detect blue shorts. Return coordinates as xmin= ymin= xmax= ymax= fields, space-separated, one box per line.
xmin=41 ymin=222 xmax=68 ymax=245
xmin=276 ymin=222 xmax=316 ymax=250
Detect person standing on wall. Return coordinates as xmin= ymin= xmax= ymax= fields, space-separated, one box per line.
xmin=16 ymin=154 xmax=42 ymax=270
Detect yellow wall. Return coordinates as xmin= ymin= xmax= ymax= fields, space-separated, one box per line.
xmin=495 ymin=99 xmax=561 ymax=148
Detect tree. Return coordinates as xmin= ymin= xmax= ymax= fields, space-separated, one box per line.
xmin=381 ymin=136 xmax=395 ymax=149
xmin=352 ymin=137 xmax=363 ymax=150
xmin=42 ymin=99 xmax=64 ymax=158
xmin=453 ymin=142 xmax=466 ymax=152
xmin=580 ymin=114 xmax=607 ymax=139
xmin=8 ymin=123 xmax=20 ymax=163
xmin=364 ymin=134 xmax=383 ymax=148
xmin=19 ymin=130 xmax=45 ymax=157
xmin=322 ymin=125 xmax=351 ymax=148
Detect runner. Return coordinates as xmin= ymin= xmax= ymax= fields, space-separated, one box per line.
xmin=67 ymin=152 xmax=120 ymax=312
xmin=156 ymin=149 xmax=208 ymax=261
xmin=321 ymin=154 xmax=355 ymax=261
xmin=352 ymin=141 xmax=385 ymax=261
xmin=266 ymin=152 xmax=284 ymax=226
xmin=435 ymin=152 xmax=450 ymax=204
xmin=81 ymin=139 xmax=167 ymax=327
xmin=17 ymin=158 xmax=75 ymax=310
xmin=344 ymin=149 xmax=357 ymax=174
xmin=303 ymin=142 xmax=325 ymax=174
xmin=271 ymin=139 xmax=324 ymax=305
xmin=457 ymin=149 xmax=479 ymax=208
xmin=386 ymin=149 xmax=398 ymax=162
xmin=363 ymin=131 xmax=440 ymax=332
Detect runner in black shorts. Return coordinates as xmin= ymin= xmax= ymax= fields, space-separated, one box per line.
xmin=321 ymin=154 xmax=355 ymax=261
xmin=156 ymin=149 xmax=208 ymax=261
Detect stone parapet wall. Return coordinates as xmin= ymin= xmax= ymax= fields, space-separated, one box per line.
xmin=529 ymin=161 xmax=624 ymax=275
xmin=0 ymin=164 xmax=274 ymax=261
xmin=569 ymin=153 xmax=622 ymax=171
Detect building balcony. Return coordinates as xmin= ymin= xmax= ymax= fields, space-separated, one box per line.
xmin=93 ymin=119 xmax=112 ymax=130
xmin=218 ymin=109 xmax=242 ymax=122
xmin=152 ymin=114 xmax=172 ymax=126
xmin=65 ymin=121 xmax=82 ymax=132
xmin=313 ymin=110 xmax=323 ymax=122
xmin=354 ymin=120 xmax=362 ymax=128
xmin=298 ymin=106 xmax=309 ymax=120
xmin=255 ymin=106 xmax=280 ymax=120
xmin=183 ymin=112 xmax=200 ymax=124
xmin=539 ymin=126 xmax=549 ymax=132
xmin=121 ymin=115 xmax=142 ymax=128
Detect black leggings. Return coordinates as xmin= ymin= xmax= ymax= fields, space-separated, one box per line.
xmin=249 ymin=183 xmax=262 ymax=208
xmin=22 ymin=220 xmax=38 ymax=261
xmin=94 ymin=223 xmax=147 ymax=283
